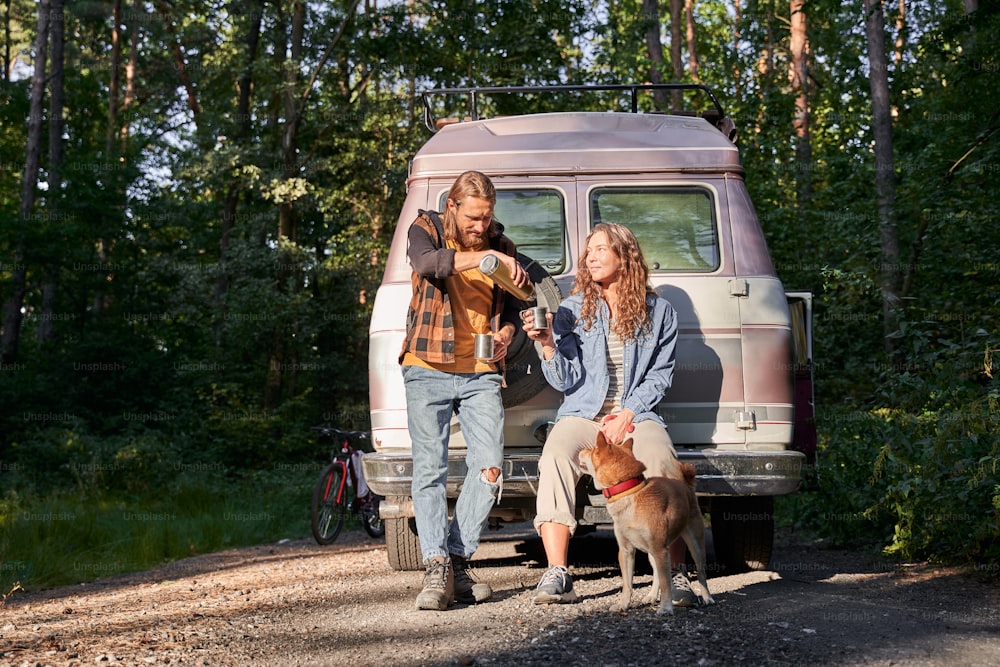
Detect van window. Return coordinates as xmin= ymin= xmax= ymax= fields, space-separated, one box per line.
xmin=439 ymin=188 xmax=566 ymax=274
xmin=589 ymin=187 xmax=719 ymax=271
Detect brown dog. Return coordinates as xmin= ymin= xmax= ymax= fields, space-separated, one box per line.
xmin=581 ymin=432 xmax=714 ymax=615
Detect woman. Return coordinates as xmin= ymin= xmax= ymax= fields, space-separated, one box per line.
xmin=523 ymin=222 xmax=695 ymax=606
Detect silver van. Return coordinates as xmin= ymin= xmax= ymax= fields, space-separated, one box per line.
xmin=364 ymin=84 xmax=815 ymax=573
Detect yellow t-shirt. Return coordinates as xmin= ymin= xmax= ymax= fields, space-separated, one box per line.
xmin=402 ymin=238 xmax=496 ymax=373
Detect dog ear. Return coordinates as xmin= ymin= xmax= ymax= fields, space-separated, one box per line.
xmin=596 ymin=431 xmax=608 ymax=449
xmin=620 ymin=437 xmax=635 ymax=453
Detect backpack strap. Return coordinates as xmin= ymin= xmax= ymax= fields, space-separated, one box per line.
xmin=418 ymin=209 xmax=446 ymax=249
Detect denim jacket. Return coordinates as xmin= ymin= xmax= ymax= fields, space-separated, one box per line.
xmin=541 ymin=292 xmax=677 ymax=425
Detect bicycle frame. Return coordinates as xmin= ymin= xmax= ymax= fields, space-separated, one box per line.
xmin=324 ymin=455 xmax=350 ymax=507
xmin=310 ymin=426 xmax=385 ymax=545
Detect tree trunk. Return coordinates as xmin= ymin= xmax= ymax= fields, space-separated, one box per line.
xmin=2 ymin=0 xmax=50 ymax=362
xmin=154 ymin=0 xmax=201 ymax=122
xmin=215 ymin=0 xmax=265 ymax=331
xmin=277 ymin=1 xmax=303 ymax=244
xmin=864 ymin=0 xmax=900 ymax=350
xmin=267 ymin=0 xmax=307 ymax=409
xmin=789 ymin=0 xmax=812 ymax=222
xmin=732 ymin=0 xmax=741 ymax=97
xmin=120 ymin=0 xmax=137 ymax=150
xmin=685 ymin=0 xmax=699 ymax=82
xmin=2 ymin=0 xmax=11 ymax=82
xmin=106 ymin=0 xmax=122 ymax=158
xmin=93 ymin=0 xmax=123 ymax=317
xmin=669 ymin=0 xmax=683 ymax=108
xmin=641 ymin=0 xmax=669 ymax=110
xmin=894 ymin=0 xmax=906 ymax=66
xmin=754 ymin=0 xmax=776 ymax=141
xmin=38 ymin=0 xmax=65 ymax=344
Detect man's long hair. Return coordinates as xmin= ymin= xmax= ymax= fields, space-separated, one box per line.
xmin=572 ymin=222 xmax=655 ymax=342
xmin=441 ymin=170 xmax=498 ymax=241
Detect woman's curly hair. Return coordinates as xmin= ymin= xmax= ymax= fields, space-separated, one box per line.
xmin=571 ymin=222 xmax=655 ymax=342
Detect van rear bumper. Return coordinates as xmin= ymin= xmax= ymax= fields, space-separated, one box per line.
xmin=364 ymin=448 xmax=805 ymax=518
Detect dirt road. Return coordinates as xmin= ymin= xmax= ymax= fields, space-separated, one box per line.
xmin=1 ymin=523 xmax=998 ymax=666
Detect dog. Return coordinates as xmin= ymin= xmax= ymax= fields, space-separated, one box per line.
xmin=580 ymin=432 xmax=714 ymax=615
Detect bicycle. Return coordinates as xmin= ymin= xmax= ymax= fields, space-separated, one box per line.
xmin=310 ymin=426 xmax=385 ymax=545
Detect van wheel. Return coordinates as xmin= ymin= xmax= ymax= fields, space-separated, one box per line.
xmin=501 ymin=253 xmax=563 ymax=408
xmin=710 ymin=496 xmax=774 ymax=573
xmin=385 ymin=498 xmax=423 ymax=571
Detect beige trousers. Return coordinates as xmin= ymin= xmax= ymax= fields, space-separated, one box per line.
xmin=532 ymin=416 xmax=681 ymax=535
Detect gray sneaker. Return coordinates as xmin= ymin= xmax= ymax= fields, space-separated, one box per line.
xmin=415 ymin=557 xmax=453 ymax=611
xmin=533 ymin=565 xmax=579 ymax=604
xmin=671 ymin=569 xmax=698 ymax=608
xmin=452 ymin=555 xmax=492 ymax=603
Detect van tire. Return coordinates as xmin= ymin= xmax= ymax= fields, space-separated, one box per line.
xmin=710 ymin=496 xmax=774 ymax=573
xmin=385 ymin=500 xmax=423 ymax=571
xmin=501 ymin=253 xmax=563 ymax=408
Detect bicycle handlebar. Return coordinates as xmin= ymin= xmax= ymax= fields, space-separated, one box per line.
xmin=311 ymin=426 xmax=370 ymax=440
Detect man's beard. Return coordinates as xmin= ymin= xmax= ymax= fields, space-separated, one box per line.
xmin=459 ymin=230 xmax=486 ymax=249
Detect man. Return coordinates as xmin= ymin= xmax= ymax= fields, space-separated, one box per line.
xmin=399 ymin=170 xmax=531 ymax=610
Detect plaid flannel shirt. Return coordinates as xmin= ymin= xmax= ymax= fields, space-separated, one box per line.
xmin=399 ymin=212 xmax=522 ymax=366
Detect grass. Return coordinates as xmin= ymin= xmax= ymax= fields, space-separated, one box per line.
xmin=0 ymin=467 xmax=317 ymax=592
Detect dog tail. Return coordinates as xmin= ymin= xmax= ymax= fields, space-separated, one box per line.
xmin=679 ymin=462 xmax=697 ymax=488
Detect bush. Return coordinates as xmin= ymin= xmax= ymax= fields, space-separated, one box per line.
xmin=790 ymin=338 xmax=1000 ymax=571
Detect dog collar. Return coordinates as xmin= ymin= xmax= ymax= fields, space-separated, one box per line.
xmin=603 ymin=476 xmax=646 ymax=503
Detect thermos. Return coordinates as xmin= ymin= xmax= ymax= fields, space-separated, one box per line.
xmin=479 ymin=254 xmax=534 ymax=302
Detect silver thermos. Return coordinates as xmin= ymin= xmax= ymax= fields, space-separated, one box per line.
xmin=479 ymin=254 xmax=534 ymax=302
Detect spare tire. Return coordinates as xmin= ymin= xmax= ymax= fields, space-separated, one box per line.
xmin=501 ymin=252 xmax=563 ymax=408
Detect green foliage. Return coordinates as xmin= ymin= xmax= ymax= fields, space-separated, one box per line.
xmin=1 ymin=0 xmax=998 ymax=582
xmin=0 ymin=465 xmax=316 ymax=591
xmin=789 ymin=376 xmax=999 ymax=571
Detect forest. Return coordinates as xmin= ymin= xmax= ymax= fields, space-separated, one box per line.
xmin=0 ymin=0 xmax=997 ymax=590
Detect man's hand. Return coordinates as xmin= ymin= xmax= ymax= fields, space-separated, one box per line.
xmin=501 ymin=253 xmax=531 ymax=289
xmin=493 ymin=323 xmax=517 ymax=361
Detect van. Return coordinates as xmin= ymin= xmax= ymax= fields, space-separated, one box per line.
xmin=363 ymin=84 xmax=815 ymax=573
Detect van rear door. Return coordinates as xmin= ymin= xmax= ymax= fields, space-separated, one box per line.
xmin=576 ymin=176 xmax=746 ymax=447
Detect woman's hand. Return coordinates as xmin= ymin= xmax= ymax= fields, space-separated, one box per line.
xmin=600 ymin=411 xmax=635 ymax=445
xmin=521 ymin=309 xmax=556 ymax=359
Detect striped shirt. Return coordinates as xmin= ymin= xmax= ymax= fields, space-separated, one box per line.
xmin=600 ymin=323 xmax=626 ymax=417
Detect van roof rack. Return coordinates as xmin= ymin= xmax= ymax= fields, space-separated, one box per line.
xmin=420 ymin=84 xmax=733 ymax=137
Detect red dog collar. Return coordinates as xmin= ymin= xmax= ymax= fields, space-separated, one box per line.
xmin=602 ymin=476 xmax=645 ymax=499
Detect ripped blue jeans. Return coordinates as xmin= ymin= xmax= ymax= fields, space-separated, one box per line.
xmin=403 ymin=365 xmax=504 ymax=563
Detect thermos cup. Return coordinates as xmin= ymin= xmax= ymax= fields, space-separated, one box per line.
xmin=521 ymin=306 xmax=549 ymax=330
xmin=473 ymin=333 xmax=495 ymax=361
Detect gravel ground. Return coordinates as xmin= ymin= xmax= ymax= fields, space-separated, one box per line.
xmin=1 ymin=523 xmax=998 ymax=667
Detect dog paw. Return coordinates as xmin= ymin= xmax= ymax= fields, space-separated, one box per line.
xmin=655 ymin=603 xmax=675 ymax=616
xmin=610 ymin=603 xmax=628 ymax=613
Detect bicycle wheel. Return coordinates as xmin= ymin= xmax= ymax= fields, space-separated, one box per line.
xmin=359 ymin=494 xmax=385 ymax=538
xmin=311 ymin=462 xmax=347 ymax=545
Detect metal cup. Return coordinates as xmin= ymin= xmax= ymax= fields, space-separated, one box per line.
xmin=529 ymin=306 xmax=549 ymax=330
xmin=473 ymin=333 xmax=494 ymax=361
